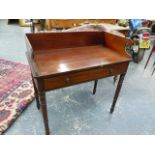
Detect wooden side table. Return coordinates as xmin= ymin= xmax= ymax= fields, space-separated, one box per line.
xmin=25 ymin=31 xmax=131 ymax=134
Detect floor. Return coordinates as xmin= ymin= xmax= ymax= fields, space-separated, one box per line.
xmin=1 ymin=19 xmax=155 ymax=135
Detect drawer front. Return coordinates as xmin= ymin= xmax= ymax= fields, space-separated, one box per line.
xmin=44 ymin=62 xmax=128 ymax=91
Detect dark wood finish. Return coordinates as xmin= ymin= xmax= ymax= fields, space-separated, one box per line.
xmin=92 ymin=75 xmax=118 ymax=95
xmin=93 ymin=80 xmax=98 ymax=95
xmin=113 ymin=75 xmax=118 ymax=84
xmin=26 ymin=32 xmax=104 ymax=52
xmin=31 ymin=76 xmax=40 ymax=109
xmin=110 ymin=73 xmax=126 ymax=113
xmin=39 ymin=91 xmax=50 ymax=135
xmin=25 ymin=31 xmax=131 ymax=134
xmin=37 ymin=78 xmax=50 ymax=135
xmin=42 ymin=61 xmax=128 ymax=91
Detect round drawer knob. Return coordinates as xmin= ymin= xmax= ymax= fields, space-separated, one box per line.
xmin=65 ymin=77 xmax=70 ymax=84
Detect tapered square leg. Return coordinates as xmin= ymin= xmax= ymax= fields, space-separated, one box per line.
xmin=110 ymin=73 xmax=126 ymax=113
xmin=39 ymin=91 xmax=50 ymax=135
xmin=32 ymin=77 xmax=40 ymax=110
xmin=93 ymin=80 xmax=98 ymax=95
xmin=113 ymin=75 xmax=118 ymax=84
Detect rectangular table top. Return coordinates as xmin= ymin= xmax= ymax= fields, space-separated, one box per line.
xmin=29 ymin=45 xmax=130 ymax=77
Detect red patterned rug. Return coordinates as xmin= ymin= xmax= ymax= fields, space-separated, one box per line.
xmin=0 ymin=58 xmax=34 ymax=134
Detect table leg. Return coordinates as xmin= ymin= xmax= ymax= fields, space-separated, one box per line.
xmin=39 ymin=91 xmax=50 ymax=135
xmin=93 ymin=80 xmax=98 ymax=95
xmin=110 ymin=73 xmax=126 ymax=113
xmin=32 ymin=77 xmax=40 ymax=110
xmin=113 ymin=75 xmax=118 ymax=84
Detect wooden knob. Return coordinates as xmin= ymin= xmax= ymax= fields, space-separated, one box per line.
xmin=65 ymin=77 xmax=70 ymax=83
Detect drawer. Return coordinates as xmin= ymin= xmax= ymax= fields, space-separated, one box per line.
xmin=44 ymin=62 xmax=128 ymax=91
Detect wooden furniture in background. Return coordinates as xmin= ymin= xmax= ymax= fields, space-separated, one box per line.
xmin=45 ymin=19 xmax=117 ymax=30
xmin=30 ymin=19 xmax=45 ymax=33
xmin=25 ymin=31 xmax=131 ymax=134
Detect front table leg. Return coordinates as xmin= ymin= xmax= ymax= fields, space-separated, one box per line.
xmin=32 ymin=77 xmax=40 ymax=110
xmin=110 ymin=73 xmax=126 ymax=113
xmin=39 ymin=91 xmax=50 ymax=135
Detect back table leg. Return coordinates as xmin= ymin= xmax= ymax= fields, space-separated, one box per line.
xmin=113 ymin=75 xmax=118 ymax=84
xmin=110 ymin=73 xmax=126 ymax=113
xmin=93 ymin=80 xmax=98 ymax=95
xmin=93 ymin=76 xmax=118 ymax=95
